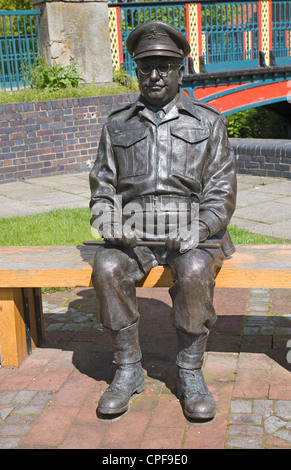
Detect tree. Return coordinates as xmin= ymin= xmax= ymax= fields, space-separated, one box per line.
xmin=0 ymin=0 xmax=32 ymax=10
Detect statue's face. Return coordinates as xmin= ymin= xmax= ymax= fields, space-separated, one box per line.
xmin=136 ymin=56 xmax=184 ymax=108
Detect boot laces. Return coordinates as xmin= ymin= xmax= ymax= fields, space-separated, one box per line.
xmin=108 ymin=365 xmax=140 ymax=392
xmin=180 ymin=369 xmax=209 ymax=397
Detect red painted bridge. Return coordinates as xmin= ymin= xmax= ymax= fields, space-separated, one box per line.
xmin=108 ymin=0 xmax=291 ymax=116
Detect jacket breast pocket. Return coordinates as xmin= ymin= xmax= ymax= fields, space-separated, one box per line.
xmin=112 ymin=129 xmax=149 ymax=180
xmin=170 ymin=127 xmax=209 ymax=179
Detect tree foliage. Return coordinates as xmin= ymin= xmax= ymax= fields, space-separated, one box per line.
xmin=227 ymin=107 xmax=289 ymax=139
xmin=0 ymin=0 xmax=32 ymax=10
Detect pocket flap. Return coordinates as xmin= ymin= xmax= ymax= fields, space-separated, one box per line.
xmin=171 ymin=127 xmax=209 ymax=143
xmin=112 ymin=129 xmax=148 ymax=147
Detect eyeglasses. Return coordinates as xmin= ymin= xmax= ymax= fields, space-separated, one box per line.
xmin=137 ymin=62 xmax=180 ymax=76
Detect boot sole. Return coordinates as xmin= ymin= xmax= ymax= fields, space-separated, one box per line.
xmin=184 ymin=409 xmax=216 ymax=420
xmin=97 ymin=383 xmax=145 ymax=415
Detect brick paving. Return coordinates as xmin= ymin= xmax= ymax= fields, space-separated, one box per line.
xmin=0 ymin=286 xmax=290 ymax=449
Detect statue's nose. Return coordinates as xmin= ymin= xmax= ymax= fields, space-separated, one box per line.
xmin=149 ymin=67 xmax=159 ymax=81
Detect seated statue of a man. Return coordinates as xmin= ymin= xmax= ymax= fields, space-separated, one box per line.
xmin=89 ymin=21 xmax=237 ymax=420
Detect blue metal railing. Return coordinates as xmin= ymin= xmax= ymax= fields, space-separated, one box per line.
xmin=0 ymin=10 xmax=42 ymax=91
xmin=109 ymin=0 xmax=291 ymax=76
xmin=272 ymin=1 xmax=291 ymax=64
xmin=200 ymin=1 xmax=259 ymax=71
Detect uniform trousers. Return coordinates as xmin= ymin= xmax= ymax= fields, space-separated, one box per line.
xmin=92 ymin=244 xmax=224 ymax=368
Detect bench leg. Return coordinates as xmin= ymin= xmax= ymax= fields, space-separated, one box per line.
xmin=0 ymin=288 xmax=44 ymax=368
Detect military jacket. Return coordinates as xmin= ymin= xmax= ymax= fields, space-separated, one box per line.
xmin=89 ymin=92 xmax=237 ymax=240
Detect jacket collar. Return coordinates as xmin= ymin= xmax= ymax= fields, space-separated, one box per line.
xmin=124 ymin=92 xmax=201 ymax=122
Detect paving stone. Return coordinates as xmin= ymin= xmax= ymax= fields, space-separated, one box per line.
xmin=245 ymin=317 xmax=269 ymax=325
xmin=260 ymin=327 xmax=275 ymax=335
xmin=13 ymin=391 xmax=38 ymax=405
xmin=249 ymin=288 xmax=271 ymax=295
xmin=229 ymin=414 xmax=262 ymax=425
xmin=227 ymin=435 xmax=263 ymax=449
xmin=253 ymin=399 xmax=274 ymax=417
xmin=275 ymin=401 xmax=291 ymax=420
xmin=46 ymin=322 xmax=65 ymax=331
xmin=29 ymin=392 xmax=54 ymax=406
xmin=0 ymin=415 xmax=37 ymax=436
xmin=264 ymin=416 xmax=286 ymax=434
xmin=0 ymin=392 xmax=17 ymax=405
xmin=51 ymin=308 xmax=70 ymax=314
xmin=228 ymin=424 xmax=263 ymax=436
xmin=277 ymin=327 xmax=291 ymax=335
xmin=61 ymin=323 xmax=79 ymax=331
xmin=0 ymin=437 xmax=22 ymax=449
xmin=274 ymin=429 xmax=291 ymax=442
xmin=0 ymin=407 xmax=13 ymax=421
xmin=230 ymin=399 xmax=252 ymax=413
xmin=247 ymin=305 xmax=270 ymax=312
xmin=246 ymin=310 xmax=268 ymax=316
xmin=243 ymin=327 xmax=260 ymax=335
xmin=12 ymin=406 xmax=45 ymax=415
xmin=248 ymin=297 xmax=271 ymax=304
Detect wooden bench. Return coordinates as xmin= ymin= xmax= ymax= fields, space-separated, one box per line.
xmin=0 ymin=244 xmax=290 ymax=368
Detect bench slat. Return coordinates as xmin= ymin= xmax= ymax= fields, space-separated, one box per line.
xmin=0 ymin=244 xmax=290 ymax=289
xmin=1 ymin=244 xmax=290 ymax=368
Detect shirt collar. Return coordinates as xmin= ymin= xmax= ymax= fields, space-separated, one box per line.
xmin=125 ymin=92 xmax=201 ymax=122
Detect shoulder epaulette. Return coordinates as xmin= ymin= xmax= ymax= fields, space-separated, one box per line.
xmin=191 ymin=98 xmax=222 ymax=116
xmin=108 ymin=103 xmax=134 ymax=118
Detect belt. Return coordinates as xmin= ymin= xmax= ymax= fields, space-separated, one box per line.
xmin=131 ymin=195 xmax=199 ymax=211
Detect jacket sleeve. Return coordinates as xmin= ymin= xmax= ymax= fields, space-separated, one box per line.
xmin=89 ymin=123 xmax=121 ymax=231
xmin=199 ymin=115 xmax=237 ymax=237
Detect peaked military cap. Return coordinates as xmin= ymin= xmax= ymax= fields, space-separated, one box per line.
xmin=126 ymin=21 xmax=190 ymax=61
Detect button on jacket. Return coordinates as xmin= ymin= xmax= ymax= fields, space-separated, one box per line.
xmin=90 ymin=92 xmax=237 ymax=244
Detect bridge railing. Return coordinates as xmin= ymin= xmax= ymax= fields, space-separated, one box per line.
xmin=108 ymin=0 xmax=291 ymax=76
xmin=0 ymin=10 xmax=42 ymax=91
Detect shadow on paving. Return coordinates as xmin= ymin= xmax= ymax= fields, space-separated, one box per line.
xmin=40 ymin=288 xmax=291 ymax=407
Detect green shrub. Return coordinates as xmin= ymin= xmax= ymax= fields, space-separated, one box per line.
xmin=28 ymin=57 xmax=85 ymax=91
xmin=113 ymin=66 xmax=139 ymax=92
xmin=227 ymin=107 xmax=289 ymax=139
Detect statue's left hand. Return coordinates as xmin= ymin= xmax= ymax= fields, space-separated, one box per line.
xmin=165 ymin=222 xmax=210 ymax=253
xmin=104 ymin=224 xmax=137 ymax=248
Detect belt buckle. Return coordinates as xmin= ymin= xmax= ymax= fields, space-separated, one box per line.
xmin=152 ymin=195 xmax=159 ymax=211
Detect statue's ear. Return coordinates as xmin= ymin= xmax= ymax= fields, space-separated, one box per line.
xmin=178 ymin=65 xmax=185 ymax=86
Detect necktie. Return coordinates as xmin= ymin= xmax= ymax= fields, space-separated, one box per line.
xmin=155 ymin=109 xmax=166 ymax=125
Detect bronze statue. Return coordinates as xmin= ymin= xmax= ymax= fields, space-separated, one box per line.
xmin=89 ymin=21 xmax=237 ymax=420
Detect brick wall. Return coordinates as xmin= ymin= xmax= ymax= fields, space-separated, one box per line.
xmin=1 ymin=95 xmax=291 ymax=184
xmin=0 ymin=92 xmax=139 ymax=184
xmin=231 ymin=138 xmax=291 ymax=179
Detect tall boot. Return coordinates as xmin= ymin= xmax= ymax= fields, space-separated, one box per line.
xmin=97 ymin=321 xmax=145 ymax=415
xmin=176 ymin=329 xmax=216 ymax=420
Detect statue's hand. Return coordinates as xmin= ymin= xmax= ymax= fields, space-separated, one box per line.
xmin=103 ymin=224 xmax=137 ymax=248
xmin=165 ymin=232 xmax=183 ymax=253
xmin=165 ymin=229 xmax=192 ymax=253
xmin=198 ymin=221 xmax=209 ymax=243
xmin=165 ymin=222 xmax=210 ymax=253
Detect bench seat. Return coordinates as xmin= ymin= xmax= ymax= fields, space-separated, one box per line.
xmin=0 ymin=244 xmax=290 ymax=368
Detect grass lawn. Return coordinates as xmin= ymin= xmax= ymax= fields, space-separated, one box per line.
xmin=0 ymin=207 xmax=287 ymax=246
xmin=0 ymin=82 xmax=139 ymax=105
